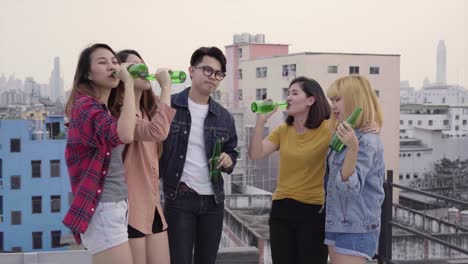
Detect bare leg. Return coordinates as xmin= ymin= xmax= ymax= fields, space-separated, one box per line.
xmin=93 ymin=241 xmax=133 ymax=264
xmin=129 ymin=237 xmax=147 ymax=264
xmin=330 ymin=246 xmax=366 ymax=264
xmin=334 ymin=253 xmax=366 ymax=264
xmin=146 ymin=231 xmax=170 ymax=264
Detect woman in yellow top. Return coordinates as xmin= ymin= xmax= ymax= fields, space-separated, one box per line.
xmin=249 ymin=76 xmax=331 ymax=264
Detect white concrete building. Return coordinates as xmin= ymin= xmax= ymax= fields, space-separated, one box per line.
xmin=399 ymin=84 xmax=468 ymax=184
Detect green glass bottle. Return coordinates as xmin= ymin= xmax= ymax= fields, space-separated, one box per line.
xmin=145 ymin=70 xmax=187 ymax=84
xmin=329 ymin=106 xmax=363 ymax=152
xmin=115 ymin=63 xmax=186 ymax=83
xmin=209 ymin=139 xmax=222 ymax=181
xmin=127 ymin=63 xmax=149 ymax=78
xmin=250 ymin=100 xmax=288 ymax=113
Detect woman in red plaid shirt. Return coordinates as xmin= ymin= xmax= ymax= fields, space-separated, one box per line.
xmin=63 ymin=43 xmax=137 ymax=264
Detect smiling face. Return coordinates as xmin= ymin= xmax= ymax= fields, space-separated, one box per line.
xmin=88 ymin=47 xmax=120 ymax=89
xmin=285 ymin=82 xmax=315 ymax=117
xmin=124 ymin=53 xmax=151 ymax=91
xmin=330 ymin=95 xmax=345 ymax=122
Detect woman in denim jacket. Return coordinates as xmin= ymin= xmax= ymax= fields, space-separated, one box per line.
xmin=324 ymin=75 xmax=385 ymax=264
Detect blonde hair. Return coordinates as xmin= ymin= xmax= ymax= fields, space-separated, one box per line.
xmin=326 ymin=75 xmax=383 ymax=132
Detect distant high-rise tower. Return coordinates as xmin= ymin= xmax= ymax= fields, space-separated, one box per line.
xmin=49 ymin=57 xmax=64 ymax=102
xmin=436 ymin=40 xmax=446 ymax=85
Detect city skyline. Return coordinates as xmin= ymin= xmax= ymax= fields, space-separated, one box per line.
xmin=1 ymin=0 xmax=467 ymax=90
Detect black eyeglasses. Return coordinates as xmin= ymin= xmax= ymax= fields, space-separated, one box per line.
xmin=193 ymin=65 xmax=226 ymax=81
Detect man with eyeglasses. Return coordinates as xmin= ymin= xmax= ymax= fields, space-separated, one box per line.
xmin=159 ymin=46 xmax=238 ymax=264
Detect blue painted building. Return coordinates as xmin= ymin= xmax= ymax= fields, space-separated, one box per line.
xmin=0 ymin=116 xmax=71 ymax=252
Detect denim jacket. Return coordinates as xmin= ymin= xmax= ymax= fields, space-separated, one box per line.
xmin=160 ymin=88 xmax=238 ymax=204
xmin=324 ymin=130 xmax=385 ymax=233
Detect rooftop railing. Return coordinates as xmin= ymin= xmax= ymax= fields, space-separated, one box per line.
xmin=378 ymin=170 xmax=468 ymax=264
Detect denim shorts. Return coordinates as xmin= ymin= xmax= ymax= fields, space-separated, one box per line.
xmin=324 ymin=231 xmax=380 ymax=260
xmin=81 ymin=199 xmax=129 ymax=254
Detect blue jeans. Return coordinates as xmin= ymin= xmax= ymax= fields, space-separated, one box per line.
xmin=165 ymin=188 xmax=224 ymax=264
xmin=324 ymin=231 xmax=380 ymax=260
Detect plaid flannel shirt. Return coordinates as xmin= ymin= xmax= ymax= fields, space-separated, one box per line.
xmin=62 ymin=93 xmax=122 ymax=244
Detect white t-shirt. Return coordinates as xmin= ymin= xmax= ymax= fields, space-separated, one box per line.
xmin=180 ymin=98 xmax=213 ymax=194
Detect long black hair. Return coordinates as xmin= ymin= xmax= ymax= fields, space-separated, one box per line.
xmin=285 ymin=76 xmax=330 ymax=128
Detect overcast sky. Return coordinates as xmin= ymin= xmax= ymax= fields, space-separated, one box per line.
xmin=1 ymin=0 xmax=467 ymax=90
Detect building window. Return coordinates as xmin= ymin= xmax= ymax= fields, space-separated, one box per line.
xmin=349 ymin=66 xmax=359 ymax=74
xmin=32 ymin=196 xmax=42 ymax=214
xmin=256 ymin=88 xmax=267 ymax=100
xmin=370 ymin=66 xmax=380 ymax=74
xmin=50 ymin=160 xmax=60 ymax=177
xmin=46 ymin=122 xmax=61 ymax=139
xmin=429 ymin=120 xmax=433 ymax=126
xmin=406 ymin=174 xmax=410 ymax=179
xmin=10 ymin=175 xmax=21 ymax=190
xmin=237 ymin=69 xmax=242 ymax=80
xmin=32 ymin=232 xmax=42 ymax=249
xmin=238 ymin=89 xmax=243 ymax=100
xmin=417 ymin=120 xmax=422 ymax=125
xmin=417 ymin=153 xmax=421 ymax=157
xmin=51 ymin=230 xmax=61 ymax=248
xmin=463 ymin=120 xmax=467 ymax=125
xmin=0 ymin=159 xmax=2 ymax=181
xmin=455 ymin=126 xmax=460 ymax=131
xmin=31 ymin=160 xmax=41 ymax=178
xmin=442 ymin=97 xmax=446 ymax=103
xmin=399 ymin=174 xmax=403 ymax=180
xmin=408 ymin=153 xmax=411 ymax=157
xmin=0 ymin=232 xmax=3 ymax=252
xmin=400 ymin=120 xmax=403 ymax=125
xmin=443 ymin=120 xmax=449 ymax=125
xmin=256 ymin=67 xmax=267 ymax=78
xmin=51 ymin=195 xmax=61 ymax=213
xmin=375 ymin=90 xmax=380 ymax=97
xmin=456 ymin=115 xmax=460 ymax=120
xmin=282 ymin=64 xmax=296 ymax=78
xmin=238 ymin=48 xmax=242 ymax=58
xmin=402 ymin=154 xmax=406 ymax=157
xmin=414 ymin=173 xmax=419 ymax=179
xmin=409 ymin=120 xmax=413 ymax=125
xmin=328 ymin=65 xmax=338 ymax=74
xmin=10 ymin=138 xmax=21 ymax=153
xmin=11 ymin=211 xmax=21 ymax=225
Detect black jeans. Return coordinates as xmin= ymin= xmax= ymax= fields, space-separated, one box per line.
xmin=269 ymin=198 xmax=328 ymax=264
xmin=165 ymin=187 xmax=224 ymax=264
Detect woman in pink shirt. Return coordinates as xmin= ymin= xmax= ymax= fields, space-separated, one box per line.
xmin=109 ymin=49 xmax=176 ymax=264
